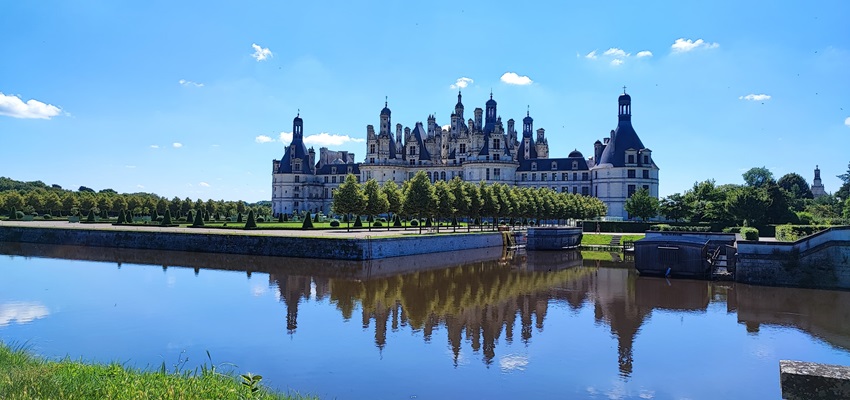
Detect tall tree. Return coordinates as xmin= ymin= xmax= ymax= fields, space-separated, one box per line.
xmin=726 ymin=186 xmax=771 ymax=227
xmin=402 ymin=171 xmax=437 ymax=234
xmin=777 ymin=173 xmax=813 ymax=200
xmin=479 ymin=182 xmax=499 ymax=230
xmin=381 ymin=180 xmax=403 ymax=229
xmin=742 ymin=166 xmax=775 ymax=188
xmin=464 ymin=181 xmax=481 ymax=232
xmin=332 ymin=174 xmax=367 ymax=231
xmin=624 ymin=188 xmax=659 ymax=221
xmin=433 ymin=180 xmax=455 ymax=233
xmin=448 ymin=177 xmax=470 ymax=232
xmin=363 ymin=179 xmax=388 ymax=231
xmin=659 ymin=193 xmax=689 ymax=221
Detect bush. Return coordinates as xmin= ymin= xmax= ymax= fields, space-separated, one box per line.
xmin=373 ymin=221 xmax=382 ymax=227
xmin=301 ymin=214 xmax=314 ymax=229
xmin=237 ymin=213 xmax=244 ymax=223
xmin=15 ymin=211 xmax=24 ymax=220
xmin=161 ymin=210 xmax=173 ymax=225
xmin=380 ymin=218 xmax=387 ymax=223
xmin=278 ymin=213 xmax=284 ymax=223
xmin=353 ymin=215 xmax=363 ymax=227
xmin=156 ymin=216 xmax=164 ymax=222
xmin=425 ymin=218 xmax=432 ymax=227
xmin=330 ymin=219 xmax=340 ymax=227
xmin=117 ymin=211 xmax=126 ymax=224
xmin=740 ymin=227 xmax=759 ymax=241
xmin=313 ymin=213 xmax=320 ymax=223
xmin=582 ymin=221 xmax=651 ymax=233
xmin=177 ymin=217 xmax=187 ymax=222
xmin=393 ymin=215 xmax=402 ymax=227
xmin=192 ymin=208 xmax=205 ymax=227
xmin=651 ymin=224 xmax=710 ymax=232
xmin=722 ymin=227 xmax=741 ymax=233
xmin=86 ymin=210 xmax=96 ymax=222
xmin=410 ymin=219 xmax=418 ymax=227
xmin=42 ymin=214 xmax=52 ymax=220
xmin=256 ymin=217 xmax=265 ymax=223
xmin=775 ymin=225 xmax=830 ymax=242
xmin=244 ymin=210 xmax=257 ymax=229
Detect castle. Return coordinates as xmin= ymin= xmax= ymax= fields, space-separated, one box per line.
xmin=272 ymin=90 xmax=659 ymax=219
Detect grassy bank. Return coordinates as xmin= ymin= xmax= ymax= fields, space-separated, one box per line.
xmin=0 ymin=344 xmax=313 ymax=400
xmin=580 ymin=234 xmax=644 ymax=246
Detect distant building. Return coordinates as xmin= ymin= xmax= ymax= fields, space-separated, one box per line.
xmin=271 ymin=91 xmax=659 ymax=219
xmin=811 ymin=165 xmax=826 ymax=198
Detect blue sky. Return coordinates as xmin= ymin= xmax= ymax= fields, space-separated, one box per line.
xmin=1 ymin=1 xmax=848 ymax=202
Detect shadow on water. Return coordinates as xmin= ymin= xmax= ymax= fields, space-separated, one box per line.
xmin=2 ymin=242 xmax=849 ymax=377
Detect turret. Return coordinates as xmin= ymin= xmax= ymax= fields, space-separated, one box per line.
xmin=455 ymin=91 xmax=464 ymax=120
xmin=474 ymin=108 xmax=483 ymax=130
xmin=293 ymin=112 xmax=304 ymax=142
xmin=536 ymin=128 xmax=546 ymax=144
xmin=522 ymin=109 xmax=533 ymax=138
xmin=380 ymin=99 xmax=391 ymax=135
xmin=507 ymin=118 xmax=516 ymax=142
xmin=618 ymin=90 xmax=631 ymax=121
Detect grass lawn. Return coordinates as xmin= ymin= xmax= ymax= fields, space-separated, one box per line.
xmin=0 ymin=343 xmax=313 ymax=400
xmin=581 ymin=234 xmax=645 ymax=246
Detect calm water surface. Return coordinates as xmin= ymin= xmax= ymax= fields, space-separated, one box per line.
xmin=1 ymin=242 xmax=849 ymax=399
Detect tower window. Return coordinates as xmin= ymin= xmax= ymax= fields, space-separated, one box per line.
xmin=493 ymin=139 xmax=500 ymax=149
xmin=494 ymin=168 xmax=501 ymax=179
xmin=494 ymin=154 xmax=500 ymax=161
xmin=628 ymin=169 xmax=636 ymax=178
xmin=370 ymin=144 xmax=376 ymax=153
xmin=643 ymin=170 xmax=649 ymax=179
xmin=295 ymin=175 xmax=300 ymax=183
xmin=628 ymin=185 xmax=636 ymax=197
xmin=460 ymin=143 xmax=466 ymax=153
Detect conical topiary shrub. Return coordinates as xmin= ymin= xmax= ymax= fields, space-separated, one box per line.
xmin=151 ymin=209 xmax=159 ymax=221
xmin=126 ymin=210 xmax=133 ymax=224
xmin=9 ymin=207 xmax=17 ymax=220
xmin=244 ymin=210 xmax=257 ymax=229
xmin=192 ymin=208 xmax=205 ymax=227
xmin=301 ymin=214 xmax=314 ymax=229
xmin=425 ymin=217 xmax=432 ymax=227
xmin=237 ymin=213 xmax=244 ymax=223
xmin=393 ymin=215 xmax=401 ymax=227
xmin=367 ymin=215 xmax=374 ymax=223
xmin=161 ymin=209 xmax=173 ymax=226
xmin=353 ymin=215 xmax=362 ymax=227
xmin=117 ymin=210 xmax=126 ymax=224
xmin=313 ymin=213 xmax=319 ymax=223
xmin=86 ymin=209 xmax=96 ymax=222
xmin=278 ymin=213 xmax=284 ymax=223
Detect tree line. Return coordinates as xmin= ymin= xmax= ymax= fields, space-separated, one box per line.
xmin=0 ymin=177 xmax=271 ymax=218
xmin=331 ymin=171 xmax=607 ymax=230
xmin=651 ymin=164 xmax=850 ymax=228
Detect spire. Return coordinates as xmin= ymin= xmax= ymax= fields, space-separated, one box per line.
xmin=490 ymin=90 xmax=493 ymax=100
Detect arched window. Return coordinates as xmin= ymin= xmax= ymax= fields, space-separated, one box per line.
xmin=440 ymin=171 xmax=446 ymax=180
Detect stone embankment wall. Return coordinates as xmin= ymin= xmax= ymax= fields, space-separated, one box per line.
xmin=0 ymin=226 xmax=504 ymax=261
xmin=737 ymin=227 xmax=850 ymax=289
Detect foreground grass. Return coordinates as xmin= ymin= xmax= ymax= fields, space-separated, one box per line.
xmin=0 ymin=344 xmax=313 ymax=400
xmin=581 ymin=234 xmax=644 ymax=246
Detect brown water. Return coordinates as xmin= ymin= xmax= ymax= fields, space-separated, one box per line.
xmin=1 ymin=242 xmax=849 ymax=399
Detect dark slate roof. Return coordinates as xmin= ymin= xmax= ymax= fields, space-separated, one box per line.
xmin=315 ymin=163 xmax=360 ymax=176
xmin=517 ymin=138 xmax=538 ymax=161
xmin=568 ymin=149 xmax=584 ymax=158
xmin=410 ymin=123 xmax=431 ymax=160
xmin=277 ymin=139 xmax=313 ymax=174
xmin=597 ymin=119 xmax=646 ymax=167
xmin=517 ymin=156 xmax=589 ymax=172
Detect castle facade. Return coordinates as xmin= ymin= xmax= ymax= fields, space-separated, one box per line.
xmin=271 ymin=91 xmax=658 ymax=219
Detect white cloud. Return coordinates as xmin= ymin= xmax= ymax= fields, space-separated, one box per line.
xmin=585 ymin=50 xmax=598 ymax=59
xmin=671 ymin=38 xmax=719 ymax=53
xmin=150 ymin=145 xmax=159 ymax=149
xmin=172 ymin=142 xmax=183 ymax=148
xmin=636 ymin=50 xmax=653 ymax=58
xmin=0 ymin=92 xmax=62 ymax=119
xmin=136 ymin=184 xmax=145 ymax=189
xmin=499 ymin=354 xmax=529 ymax=372
xmin=739 ymin=94 xmax=771 ymax=101
xmin=845 ymin=117 xmax=850 ymax=127
xmin=178 ymin=79 xmax=204 ymax=87
xmin=450 ymin=77 xmax=473 ymax=89
xmin=610 ymin=59 xmax=624 ymax=66
xmin=251 ymin=43 xmax=273 ymax=61
xmin=441 ymin=124 xmax=451 ymax=131
xmin=255 ymin=135 xmax=274 ymax=143
xmin=199 ymin=182 xmax=210 ymax=187
xmin=125 ymin=165 xmax=136 ymax=169
xmin=276 ymin=131 xmax=364 ymax=146
xmin=305 ymin=132 xmax=365 ymax=146
xmin=0 ymin=302 xmax=49 ymax=327
xmin=500 ymin=72 xmax=533 ymax=85
xmin=604 ymin=48 xmax=629 ymax=57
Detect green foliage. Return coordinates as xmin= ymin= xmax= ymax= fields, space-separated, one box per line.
xmin=775 ymin=225 xmax=831 ymax=242
xmin=373 ymin=221 xmax=382 ymax=227
xmin=244 ymin=210 xmax=257 ymax=229
xmin=117 ymin=210 xmax=126 ymax=224
xmin=353 ymin=215 xmax=362 ymax=227
xmin=726 ymin=186 xmax=771 ymax=227
xmin=192 ymin=208 xmax=205 ymax=227
xmin=363 ymin=179 xmax=389 ymax=222
xmin=8 ymin=206 xmax=17 ymax=220
xmin=86 ymin=209 xmax=96 ymax=222
xmin=278 ymin=213 xmax=284 ymax=223
xmin=329 ymin=219 xmax=340 ymax=227
xmin=777 ymin=173 xmax=813 ymax=200
xmin=425 ymin=217 xmax=432 ymax=227
xmin=410 ymin=219 xmax=418 ymax=226
xmin=237 ymin=213 xmax=244 ymax=223
xmin=393 ymin=215 xmax=401 ymax=227
xmin=582 ymin=221 xmax=651 ymax=233
xmin=301 ymin=214 xmax=314 ymax=229
xmin=651 ymin=224 xmax=710 ymax=232
xmin=42 ymin=214 xmax=52 ymax=220
xmin=382 ymin=180 xmax=403 ymax=217
xmin=402 ymin=171 xmax=437 ymax=221
xmin=257 ymin=217 xmax=265 ymax=223
xmin=742 ymin=166 xmax=775 ymax=188
xmin=161 ymin=209 xmax=173 ymax=225
xmin=624 ymin=188 xmax=659 ymax=221
xmin=313 ymin=213 xmax=319 ymax=223
xmin=740 ymin=227 xmax=760 ymax=241
xmin=333 ymin=174 xmax=367 ymax=225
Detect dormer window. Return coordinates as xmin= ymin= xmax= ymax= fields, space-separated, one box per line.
xmin=331 ymin=167 xmax=337 ymax=174
xmin=531 ymin=162 xmax=537 ymax=171
xmin=572 ymin=161 xmax=578 ymax=170
xmin=493 ymin=139 xmax=500 ymax=149
xmin=643 ymin=155 xmax=649 ymax=164
xmin=551 ymin=162 xmax=557 ymax=170
xmin=294 ymin=163 xmax=301 ymax=171
xmin=628 ymin=155 xmax=635 ymax=164
xmin=409 ymin=146 xmax=416 ymax=155
xmin=347 ymin=167 xmax=352 ymax=174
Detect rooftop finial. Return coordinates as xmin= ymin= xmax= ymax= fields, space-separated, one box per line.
xmin=527 ymin=105 xmax=530 ymax=117
xmin=623 ymin=85 xmax=627 ymax=94
xmin=490 ymin=89 xmax=493 ymax=100
xmin=385 ymin=96 xmax=387 ymax=108
xmin=297 ymin=108 xmax=300 ymax=117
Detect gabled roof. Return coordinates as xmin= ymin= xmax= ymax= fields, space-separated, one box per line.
xmin=410 ymin=123 xmax=431 ymax=160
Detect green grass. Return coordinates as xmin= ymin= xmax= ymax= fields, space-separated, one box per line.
xmin=581 ymin=251 xmax=616 ymax=261
xmin=580 ymin=234 xmax=644 ymax=245
xmin=0 ymin=343 xmax=314 ymax=400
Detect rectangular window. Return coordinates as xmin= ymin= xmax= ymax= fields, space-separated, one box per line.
xmin=486 ymin=168 xmax=490 ymax=180
xmin=324 ymin=176 xmax=328 ymax=183
xmin=552 ymin=162 xmax=557 ymax=170
xmin=370 ymin=144 xmax=376 ymax=153
xmin=643 ymin=185 xmax=650 ymax=191
xmin=460 ymin=144 xmax=466 ymax=153
xmin=582 ymin=186 xmax=589 ymax=196
xmin=531 ymin=173 xmax=537 ymax=181
xmin=628 ymin=155 xmax=635 ymax=164
xmin=294 ymin=175 xmax=300 ymax=183
xmin=562 ymin=173 xmax=568 ymax=181
xmin=628 ymin=184 xmax=636 ymax=198
xmin=494 ymin=168 xmax=501 ymax=179
xmin=542 ymin=173 xmax=547 ymax=181
xmin=573 ymin=172 xmax=578 ymax=181
xmin=370 ymin=158 xmax=375 ymax=163
xmin=562 ymin=187 xmax=567 ymax=193
xmin=643 ymin=170 xmax=649 ymax=179
xmin=332 ymin=176 xmax=336 ymax=183
xmin=628 ymin=169 xmax=636 ymax=178
xmin=493 ymin=139 xmax=500 ymax=149
xmin=643 ymin=155 xmax=649 ymax=164
xmin=366 ymin=171 xmax=372 ymax=180
xmin=522 ymin=173 xmax=527 ymax=181
xmin=410 ymin=159 xmax=415 ymax=165
xmin=573 ymin=186 xmax=578 ymax=194
xmin=494 ymin=154 xmax=500 ymax=161
xmin=582 ymin=172 xmax=589 ymax=181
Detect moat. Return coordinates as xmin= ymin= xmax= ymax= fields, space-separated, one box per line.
xmin=2 ymin=243 xmax=849 ymax=399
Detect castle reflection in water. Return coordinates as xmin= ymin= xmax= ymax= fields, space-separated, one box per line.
xmin=3 ymin=242 xmax=850 ymax=377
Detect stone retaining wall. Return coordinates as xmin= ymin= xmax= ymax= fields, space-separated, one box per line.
xmin=0 ymin=226 xmax=504 ymax=261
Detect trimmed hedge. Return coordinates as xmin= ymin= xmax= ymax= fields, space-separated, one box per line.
xmin=740 ymin=227 xmax=759 ymax=241
xmin=775 ymin=225 xmax=831 ymax=242
xmin=582 ymin=221 xmax=651 ymax=233
xmin=651 ymin=224 xmax=710 ymax=232
xmin=329 ymin=219 xmax=340 ymax=227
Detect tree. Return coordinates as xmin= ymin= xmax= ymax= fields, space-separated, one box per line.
xmin=479 ymin=182 xmax=499 ymax=230
xmin=726 ymin=186 xmax=771 ymax=227
xmin=192 ymin=207 xmax=205 ymax=227
xmin=61 ymin=192 xmax=79 ymax=215
xmin=464 ymin=181 xmax=481 ymax=232
xmin=659 ymin=193 xmax=689 ymax=221
xmin=777 ymin=173 xmax=813 ymax=200
xmin=742 ymin=166 xmax=775 ymax=188
xmin=363 ymin=179 xmax=388 ymax=231
xmin=449 ymin=177 xmax=470 ymax=232
xmin=382 ymin=180 xmax=403 ymax=228
xmin=402 ymin=171 xmax=437 ymax=234
xmin=244 ymin=209 xmax=257 ymax=229
xmin=433 ymin=180 xmax=455 ymax=233
xmin=5 ymin=191 xmax=24 ymax=212
xmin=117 ymin=210 xmax=126 ymax=224
xmin=624 ymin=188 xmax=659 ymax=221
xmin=838 ymin=161 xmax=850 ymax=185
xmin=333 ymin=174 xmax=367 ymax=231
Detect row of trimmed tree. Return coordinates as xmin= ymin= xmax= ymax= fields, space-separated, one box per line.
xmin=331 ymin=171 xmax=607 ymax=232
